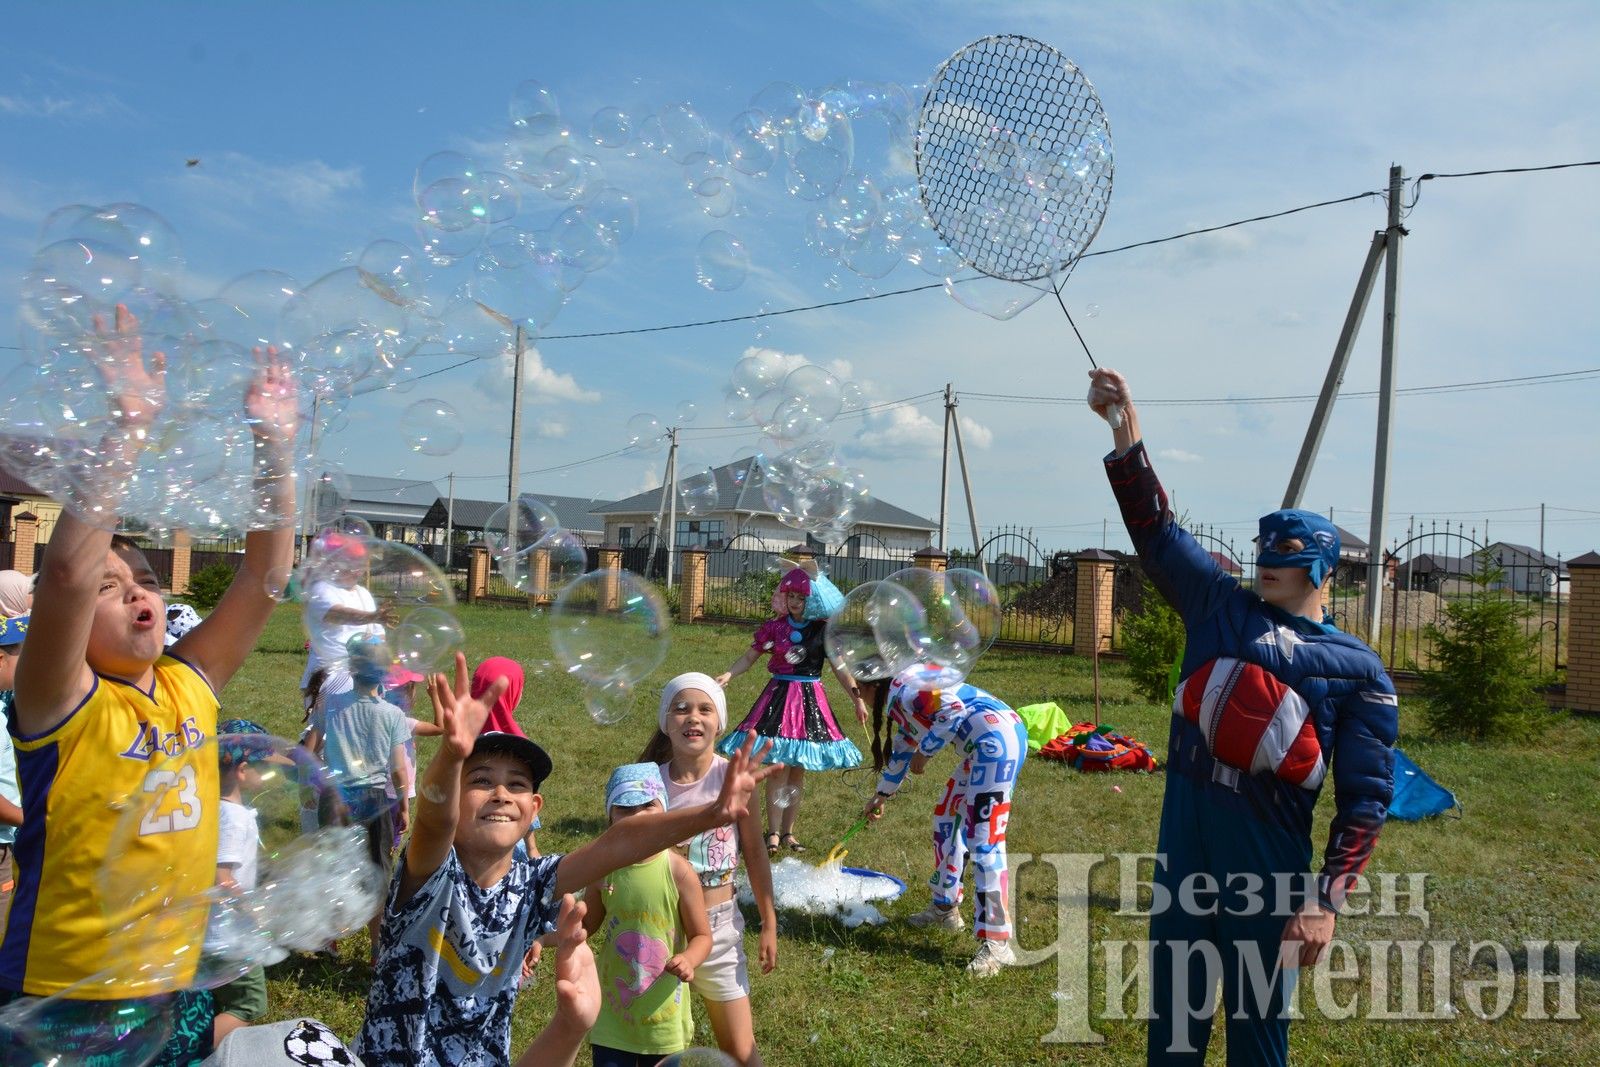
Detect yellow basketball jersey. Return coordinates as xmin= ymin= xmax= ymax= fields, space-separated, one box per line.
xmin=1 ymin=654 xmax=220 ymax=997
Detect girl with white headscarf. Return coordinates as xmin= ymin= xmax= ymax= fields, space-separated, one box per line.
xmin=639 ymin=672 xmax=778 ymax=1067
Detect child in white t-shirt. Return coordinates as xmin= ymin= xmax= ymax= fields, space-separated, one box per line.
xmin=213 ymin=719 xmax=276 ymax=1044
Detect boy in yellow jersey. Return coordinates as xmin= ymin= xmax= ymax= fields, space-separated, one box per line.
xmin=0 ymin=304 xmax=299 ymax=1065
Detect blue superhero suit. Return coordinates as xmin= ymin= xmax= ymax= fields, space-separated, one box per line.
xmin=1106 ymin=442 xmax=1398 ymax=1067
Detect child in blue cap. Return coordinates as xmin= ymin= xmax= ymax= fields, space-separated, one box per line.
xmin=1089 ymin=368 xmax=1398 ymax=1067
xmin=580 ymin=762 xmax=711 ymax=1067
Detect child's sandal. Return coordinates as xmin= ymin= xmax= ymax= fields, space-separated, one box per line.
xmin=765 ymin=831 xmax=781 ymax=856
xmin=782 ymin=833 xmax=807 ymax=854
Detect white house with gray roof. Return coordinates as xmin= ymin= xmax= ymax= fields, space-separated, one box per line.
xmin=592 ymin=457 xmax=935 ymax=559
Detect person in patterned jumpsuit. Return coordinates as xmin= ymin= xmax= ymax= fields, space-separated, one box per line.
xmin=864 ymin=669 xmax=1029 ymax=978
xmin=1089 ymin=368 xmax=1398 ymax=1066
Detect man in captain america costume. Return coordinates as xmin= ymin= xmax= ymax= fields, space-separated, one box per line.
xmin=1088 ymin=368 xmax=1398 ymax=1066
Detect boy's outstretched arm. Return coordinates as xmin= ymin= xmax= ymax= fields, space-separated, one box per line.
xmin=16 ymin=305 xmax=163 ymax=735
xmin=554 ymin=736 xmax=779 ymax=895
xmin=395 ymin=653 xmax=507 ymax=907
xmin=515 ymin=895 xmax=599 ymax=1067
xmin=173 ymin=347 xmax=298 ymax=691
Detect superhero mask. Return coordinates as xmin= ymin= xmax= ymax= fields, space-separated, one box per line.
xmin=1256 ymin=509 xmax=1340 ymax=588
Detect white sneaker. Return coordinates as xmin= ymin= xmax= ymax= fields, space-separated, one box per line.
xmin=906 ymin=903 xmax=964 ymax=931
xmin=966 ymin=939 xmax=1016 ymax=977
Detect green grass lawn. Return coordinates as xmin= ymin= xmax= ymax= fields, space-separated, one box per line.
xmin=228 ymin=602 xmax=1599 ymax=1065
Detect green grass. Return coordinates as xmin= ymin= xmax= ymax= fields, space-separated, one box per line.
xmin=227 ymin=603 xmax=1600 ymax=1065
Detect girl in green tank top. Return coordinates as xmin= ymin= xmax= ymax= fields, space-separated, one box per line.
xmin=583 ymin=763 xmax=712 ymax=1065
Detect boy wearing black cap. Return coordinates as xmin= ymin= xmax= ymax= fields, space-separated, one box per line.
xmin=357 ymin=653 xmax=777 ymax=1067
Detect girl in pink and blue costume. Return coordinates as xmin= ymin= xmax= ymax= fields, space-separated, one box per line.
xmin=864 ymin=669 xmax=1029 ymax=977
xmin=716 ymin=567 xmax=867 ymax=855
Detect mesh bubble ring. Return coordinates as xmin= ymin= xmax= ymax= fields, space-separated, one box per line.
xmin=915 ymin=34 xmax=1114 ymax=281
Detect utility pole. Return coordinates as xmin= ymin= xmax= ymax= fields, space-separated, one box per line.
xmin=947 ymin=389 xmax=986 ymax=580
xmin=299 ymin=392 xmax=323 ymax=560
xmin=1365 ymin=165 xmax=1406 ymax=641
xmin=445 ymin=472 xmax=456 ymax=571
xmin=937 ymin=383 xmax=952 ymax=552
xmin=1540 ymin=502 xmax=1546 ymax=560
xmin=665 ymin=427 xmax=679 ymax=588
xmin=507 ymin=325 xmax=526 ymax=552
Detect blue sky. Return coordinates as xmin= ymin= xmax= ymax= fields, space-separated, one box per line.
xmin=2 ymin=1 xmax=1598 ymax=558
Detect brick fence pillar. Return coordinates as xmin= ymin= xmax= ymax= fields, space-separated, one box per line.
xmin=597 ymin=546 xmax=623 ymax=611
xmin=528 ymin=546 xmax=552 ymax=605
xmin=911 ymin=546 xmax=948 ymax=574
xmin=1564 ymin=551 xmax=1600 ymax=714
xmin=1073 ymin=549 xmax=1117 ymax=658
xmin=680 ymin=547 xmax=708 ymax=623
xmin=170 ymin=529 xmax=193 ymax=595
xmin=12 ymin=513 xmax=37 ymax=575
xmin=466 ymin=545 xmax=490 ymax=603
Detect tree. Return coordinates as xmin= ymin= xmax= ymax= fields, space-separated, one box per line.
xmin=1420 ymin=552 xmax=1550 ymax=740
xmin=1120 ymin=576 xmax=1185 ymax=706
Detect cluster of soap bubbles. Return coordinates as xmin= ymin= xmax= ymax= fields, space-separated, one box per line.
xmin=825 ymin=566 xmax=1001 ymax=691
xmin=0 ymin=733 xmax=383 ymax=1065
xmin=742 ymin=856 xmax=904 ymax=929
xmin=636 ymin=349 xmax=871 ymax=546
xmin=476 ymin=496 xmax=669 ymax=723
xmin=284 ymin=520 xmax=465 ymax=675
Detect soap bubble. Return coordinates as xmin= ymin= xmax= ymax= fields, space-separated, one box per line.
xmin=413 ymin=150 xmax=480 ymax=203
xmin=0 ymin=977 xmax=175 ymax=1067
xmin=583 ymin=676 xmax=638 ymax=726
xmin=586 ymin=186 xmax=639 ymax=245
xmin=483 ymin=497 xmax=561 ymax=564
xmin=550 ymin=569 xmax=669 ymax=687
xmin=305 ymin=469 xmax=351 ymax=528
xmin=98 ymin=734 xmax=383 ymax=1004
xmin=549 ymin=205 xmax=618 ymax=273
xmin=750 ymin=82 xmax=806 ymax=128
xmin=944 ymin=567 xmax=1002 ymax=660
xmin=771 ymin=784 xmax=800 ymax=809
xmin=401 ymin=398 xmax=461 ymax=456
xmin=1086 ymin=303 xmax=1102 ymax=318
xmin=781 ymin=364 xmax=843 ymax=422
xmin=534 ymin=529 xmax=589 ymax=596
xmin=871 ymin=567 xmax=990 ymax=688
xmin=943 ymin=274 xmax=1051 ymax=321
xmin=417 ymin=177 xmax=488 ymax=232
xmin=297 ymin=535 xmax=462 ymax=674
xmin=674 ymin=400 xmax=699 ymax=424
xmin=509 ymin=80 xmax=562 ymax=131
xmin=823 ymin=583 xmax=894 ymax=685
xmin=727 ymin=110 xmax=778 ymax=176
xmin=588 ymin=106 xmax=632 ymax=148
xmin=657 ymin=102 xmax=710 ymax=163
xmin=695 ymin=231 xmax=749 ymax=292
xmin=729 ymin=350 xmax=786 ymax=396
xmin=680 ymin=469 xmax=718 ymax=516
xmin=624 ymin=412 xmax=665 ymax=454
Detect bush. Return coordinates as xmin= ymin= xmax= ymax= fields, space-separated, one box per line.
xmin=182 ymin=562 xmax=237 ymax=613
xmin=1119 ymin=577 xmax=1184 ymax=705
xmin=1420 ymin=554 xmax=1550 ymax=740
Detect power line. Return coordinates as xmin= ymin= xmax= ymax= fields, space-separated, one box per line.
xmin=960 ymin=366 xmax=1600 ymax=408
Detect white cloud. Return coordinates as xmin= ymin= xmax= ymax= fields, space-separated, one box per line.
xmin=1157 ymin=447 xmax=1203 ymax=464
xmin=0 ymin=91 xmax=130 ymax=120
xmin=846 ymin=402 xmax=994 ymax=460
xmin=166 ymin=152 xmax=363 ymax=218
xmin=534 ymin=420 xmax=568 ymax=439
xmin=472 ymin=343 xmax=600 ymax=405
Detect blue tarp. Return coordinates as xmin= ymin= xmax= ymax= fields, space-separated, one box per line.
xmin=1387 ymin=747 xmax=1458 ymax=821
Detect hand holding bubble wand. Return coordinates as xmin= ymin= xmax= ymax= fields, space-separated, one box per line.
xmin=915 ymin=34 xmax=1119 ymax=425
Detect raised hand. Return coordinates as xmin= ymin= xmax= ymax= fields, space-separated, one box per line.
xmin=714 ymin=735 xmax=780 ymax=825
xmin=1086 ymin=368 xmax=1130 ymax=422
xmin=93 ymin=303 xmax=166 ymax=434
xmin=244 ymin=345 xmax=299 ymax=443
xmin=551 ymin=895 xmax=599 ymax=1032
xmin=430 ymin=651 xmax=507 ymax=760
